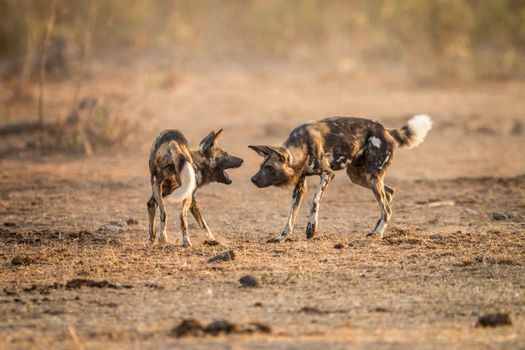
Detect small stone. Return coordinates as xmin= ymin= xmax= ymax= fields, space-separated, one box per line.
xmin=333 ymin=243 xmax=344 ymax=249
xmin=208 ymin=250 xmax=235 ymax=263
xmin=475 ymin=313 xmax=512 ymax=327
xmin=299 ymin=306 xmax=325 ymax=315
xmin=492 ymin=212 xmax=510 ymax=221
xmin=171 ymin=318 xmax=204 ymax=337
xmin=205 ymin=319 xmax=238 ymax=335
xmin=97 ymin=225 xmax=120 ymax=234
xmin=239 ymin=275 xmax=259 ymax=288
xmin=11 ymin=256 xmax=34 ymax=266
xmin=126 ymin=218 xmax=138 ymax=225
xmin=373 ymin=306 xmax=388 ymax=312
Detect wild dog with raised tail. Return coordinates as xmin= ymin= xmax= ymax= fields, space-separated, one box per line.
xmin=147 ymin=129 xmax=243 ymax=246
xmin=249 ymin=115 xmax=432 ymax=241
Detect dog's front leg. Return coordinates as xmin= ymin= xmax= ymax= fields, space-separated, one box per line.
xmin=306 ymin=171 xmax=334 ymax=239
xmin=269 ymin=176 xmax=307 ymax=243
xmin=190 ymin=194 xmax=216 ymax=241
xmin=146 ymin=195 xmax=158 ymax=244
xmin=152 ymin=181 xmax=168 ymax=243
xmin=180 ymin=196 xmax=193 ymax=247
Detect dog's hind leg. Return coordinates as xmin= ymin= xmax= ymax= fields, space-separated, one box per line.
xmin=190 ymin=194 xmax=216 ymax=241
xmin=306 ymin=171 xmax=335 ymax=239
xmin=147 ymin=195 xmax=158 ymax=244
xmin=152 ymin=181 xmax=168 ymax=243
xmin=347 ymin=165 xmax=392 ymax=238
xmin=180 ymin=196 xmax=193 ymax=247
xmin=384 ymin=185 xmax=395 ymax=205
xmin=367 ymin=177 xmax=392 ymax=239
xmin=269 ymin=176 xmax=308 ymax=243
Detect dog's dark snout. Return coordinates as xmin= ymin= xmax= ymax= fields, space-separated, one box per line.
xmin=251 ymin=175 xmax=258 ymax=185
xmin=230 ymin=156 xmax=243 ymax=168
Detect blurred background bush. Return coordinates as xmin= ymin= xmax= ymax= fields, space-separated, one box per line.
xmin=1 ymin=0 xmax=524 ymax=81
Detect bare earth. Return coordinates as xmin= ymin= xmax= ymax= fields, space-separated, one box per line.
xmin=1 ymin=62 xmax=524 ymax=349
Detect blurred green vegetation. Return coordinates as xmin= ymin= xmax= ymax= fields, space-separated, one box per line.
xmin=1 ymin=0 xmax=524 ymax=80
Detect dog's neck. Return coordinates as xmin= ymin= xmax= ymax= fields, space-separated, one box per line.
xmin=282 ymin=146 xmax=309 ymax=187
xmin=190 ymin=149 xmax=212 ymax=188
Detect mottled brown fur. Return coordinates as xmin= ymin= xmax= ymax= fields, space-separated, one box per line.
xmin=250 ymin=116 xmax=430 ymax=241
xmin=147 ymin=129 xmax=243 ymax=246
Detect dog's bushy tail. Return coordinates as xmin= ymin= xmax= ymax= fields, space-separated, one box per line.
xmin=389 ymin=114 xmax=432 ymax=149
xmin=166 ymin=143 xmax=196 ymax=203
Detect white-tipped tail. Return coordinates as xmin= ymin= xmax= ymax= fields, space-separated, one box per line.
xmin=405 ymin=114 xmax=432 ymax=149
xmin=166 ymin=160 xmax=196 ymax=203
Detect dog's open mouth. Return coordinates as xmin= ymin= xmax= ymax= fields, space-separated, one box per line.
xmin=221 ymin=170 xmax=232 ymax=185
xmin=217 ymin=157 xmax=243 ymax=185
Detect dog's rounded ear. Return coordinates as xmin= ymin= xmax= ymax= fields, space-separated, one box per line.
xmin=266 ymin=146 xmax=290 ymax=163
xmin=200 ymin=129 xmax=223 ymax=155
xmin=248 ymin=145 xmax=289 ymax=163
xmin=248 ymin=145 xmax=269 ymax=158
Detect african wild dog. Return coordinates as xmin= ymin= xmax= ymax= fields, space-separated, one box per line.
xmin=249 ymin=115 xmax=432 ymax=242
xmin=147 ymin=129 xmax=243 ymax=246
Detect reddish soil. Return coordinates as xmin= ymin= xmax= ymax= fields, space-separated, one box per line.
xmin=1 ymin=61 xmax=524 ymax=349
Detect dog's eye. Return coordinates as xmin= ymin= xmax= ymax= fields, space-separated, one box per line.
xmin=263 ymin=165 xmax=274 ymax=172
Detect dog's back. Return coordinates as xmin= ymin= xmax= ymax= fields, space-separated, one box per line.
xmin=149 ymin=130 xmax=190 ymax=174
xmin=283 ymin=117 xmax=388 ymax=171
xmin=149 ymin=130 xmax=196 ymax=202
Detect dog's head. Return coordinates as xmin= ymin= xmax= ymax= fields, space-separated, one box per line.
xmin=198 ymin=129 xmax=243 ymax=185
xmin=249 ymin=145 xmax=297 ymax=188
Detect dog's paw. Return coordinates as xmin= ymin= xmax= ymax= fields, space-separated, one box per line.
xmin=366 ymin=231 xmax=383 ymax=239
xmin=367 ymin=219 xmax=387 ymax=239
xmin=181 ymin=241 xmax=192 ymax=247
xmin=305 ymin=223 xmax=317 ymax=239
xmin=267 ymin=237 xmax=285 ymax=243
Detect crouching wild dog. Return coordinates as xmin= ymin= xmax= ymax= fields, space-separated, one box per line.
xmin=250 ymin=115 xmax=432 ymax=242
xmin=147 ymin=129 xmax=243 ymax=246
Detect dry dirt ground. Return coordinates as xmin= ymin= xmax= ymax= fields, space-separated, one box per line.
xmin=1 ymin=61 xmax=524 ymax=349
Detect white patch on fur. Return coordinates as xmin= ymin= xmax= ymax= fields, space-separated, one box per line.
xmin=195 ymin=170 xmax=203 ymax=186
xmin=379 ymin=154 xmax=390 ymax=169
xmin=369 ymin=136 xmax=381 ymax=148
xmin=204 ymin=225 xmax=215 ymax=240
xmin=374 ymin=219 xmax=387 ymax=234
xmin=281 ymin=195 xmax=298 ymax=236
xmin=406 ymin=114 xmax=432 ymax=149
xmin=166 ymin=162 xmax=196 ymax=203
xmin=327 ymin=152 xmax=334 ymax=163
xmin=305 ymin=156 xmax=315 ymax=172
